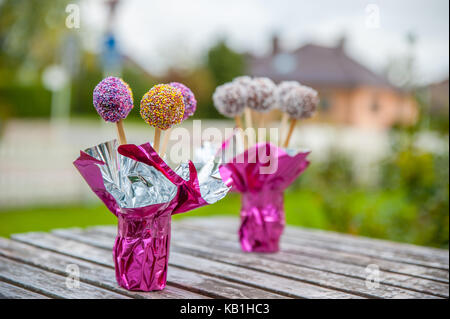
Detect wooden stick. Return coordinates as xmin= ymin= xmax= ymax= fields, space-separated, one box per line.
xmin=244 ymin=107 xmax=255 ymax=149
xmin=283 ymin=118 xmax=297 ymax=148
xmin=160 ymin=127 xmax=172 ymax=158
xmin=234 ymin=115 xmax=247 ymax=149
xmin=153 ymin=128 xmax=161 ymax=153
xmin=258 ymin=113 xmax=267 ymax=141
xmin=234 ymin=116 xmax=243 ymax=130
xmin=244 ymin=107 xmax=252 ymax=129
xmin=258 ymin=113 xmax=265 ymax=129
xmin=257 ymin=113 xmax=266 ymax=142
xmin=279 ymin=112 xmax=289 ymax=146
xmin=115 ymin=119 xmax=127 ymax=145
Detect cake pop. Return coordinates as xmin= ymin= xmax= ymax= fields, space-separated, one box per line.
xmin=244 ymin=77 xmax=277 ymax=134
xmin=140 ymin=84 xmax=185 ymax=153
xmin=140 ymin=84 xmax=185 ymax=130
xmin=276 ymin=81 xmax=301 ymax=109
xmin=169 ymin=82 xmax=197 ymax=120
xmin=282 ymin=85 xmax=319 ymax=148
xmin=277 ymin=81 xmax=301 ymax=145
xmin=93 ymin=76 xmax=134 ymax=144
xmin=159 ymin=82 xmax=197 ymax=157
xmin=213 ymin=82 xmax=247 ymax=127
xmin=281 ymin=85 xmax=319 ymax=119
xmin=246 ymin=77 xmax=277 ymax=113
xmin=233 ymin=75 xmax=253 ymax=88
xmin=233 ymin=76 xmax=254 ymax=130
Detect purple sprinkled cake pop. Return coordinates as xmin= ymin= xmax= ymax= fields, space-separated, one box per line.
xmin=169 ymin=82 xmax=197 ymax=120
xmin=282 ymin=85 xmax=319 ymax=119
xmin=93 ymin=77 xmax=134 ymax=123
xmin=213 ymin=82 xmax=247 ymax=117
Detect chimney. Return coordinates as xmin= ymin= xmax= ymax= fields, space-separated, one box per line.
xmin=336 ymin=35 xmax=347 ymax=51
xmin=272 ymin=34 xmax=280 ymax=56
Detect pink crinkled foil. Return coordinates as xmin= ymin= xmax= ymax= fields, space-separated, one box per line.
xmin=219 ymin=142 xmax=310 ymax=253
xmin=74 ymin=141 xmax=228 ymax=291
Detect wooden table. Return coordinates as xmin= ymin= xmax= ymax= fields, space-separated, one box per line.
xmin=0 ymin=217 xmax=448 ymax=299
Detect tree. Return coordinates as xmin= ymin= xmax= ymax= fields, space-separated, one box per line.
xmin=0 ymin=0 xmax=74 ymax=120
xmin=0 ymin=0 xmax=72 ymax=73
xmin=206 ymin=40 xmax=246 ymax=86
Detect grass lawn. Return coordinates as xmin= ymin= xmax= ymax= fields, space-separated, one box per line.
xmin=0 ymin=191 xmax=329 ymax=237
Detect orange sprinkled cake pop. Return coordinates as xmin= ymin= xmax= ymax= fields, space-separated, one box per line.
xmin=140 ymin=84 xmax=185 ymax=153
xmin=140 ymin=84 xmax=185 ymax=130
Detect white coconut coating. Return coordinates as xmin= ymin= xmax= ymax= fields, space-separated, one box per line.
xmin=213 ymin=82 xmax=247 ymax=117
xmin=276 ymin=81 xmax=301 ymax=109
xmin=244 ymin=77 xmax=277 ymax=112
xmin=233 ymin=75 xmax=253 ymax=87
xmin=281 ymin=85 xmax=319 ymax=119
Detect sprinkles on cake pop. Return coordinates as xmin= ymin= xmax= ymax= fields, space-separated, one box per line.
xmin=213 ymin=82 xmax=247 ymax=118
xmin=93 ymin=77 xmax=134 ymax=123
xmin=140 ymin=84 xmax=185 ymax=130
xmin=169 ymin=82 xmax=197 ymax=120
xmin=281 ymin=85 xmax=319 ymax=119
xmin=122 ymin=79 xmax=134 ymax=102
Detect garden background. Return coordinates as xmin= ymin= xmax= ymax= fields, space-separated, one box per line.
xmin=0 ymin=0 xmax=448 ymax=248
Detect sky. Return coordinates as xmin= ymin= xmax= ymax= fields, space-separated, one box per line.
xmin=80 ymin=0 xmax=449 ymax=85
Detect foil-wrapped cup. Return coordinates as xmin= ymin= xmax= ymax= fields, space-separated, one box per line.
xmin=74 ymin=140 xmax=229 ymax=291
xmin=219 ymin=142 xmax=310 ymax=253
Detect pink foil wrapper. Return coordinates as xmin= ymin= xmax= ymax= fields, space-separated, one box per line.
xmin=74 ymin=140 xmax=228 ymax=291
xmin=219 ymin=142 xmax=310 ymax=253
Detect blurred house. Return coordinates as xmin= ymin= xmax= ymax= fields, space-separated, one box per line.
xmin=248 ymin=36 xmax=418 ymax=129
xmin=427 ymin=78 xmax=449 ymax=114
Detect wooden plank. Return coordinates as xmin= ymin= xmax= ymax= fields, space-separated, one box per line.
xmin=49 ymin=228 xmax=361 ymax=298
xmin=0 ymin=256 xmax=129 ymax=299
xmin=11 ymin=232 xmax=286 ymax=299
xmin=174 ymin=218 xmax=449 ymax=282
xmin=88 ymin=225 xmax=445 ymax=298
xmin=0 ymin=237 xmax=204 ymax=299
xmin=285 ymin=233 xmax=448 ymax=270
xmin=179 ymin=217 xmax=449 ymax=270
xmin=170 ymin=227 xmax=448 ymax=298
xmin=99 ymin=223 xmax=448 ymax=288
xmin=166 ymin=265 xmax=287 ymax=299
xmin=181 ymin=217 xmax=449 ymax=260
xmin=285 ymin=226 xmax=449 ymax=260
xmin=169 ymin=248 xmax=360 ymax=298
xmin=0 ymin=280 xmax=49 ymax=299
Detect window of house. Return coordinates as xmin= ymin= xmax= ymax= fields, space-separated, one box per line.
xmin=272 ymin=53 xmax=296 ymax=75
xmin=320 ymin=95 xmax=330 ymax=111
xmin=371 ymin=94 xmax=380 ymax=113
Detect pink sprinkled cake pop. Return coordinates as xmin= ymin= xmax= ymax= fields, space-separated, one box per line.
xmin=169 ymin=82 xmax=197 ymax=120
xmin=93 ymin=77 xmax=134 ymax=123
